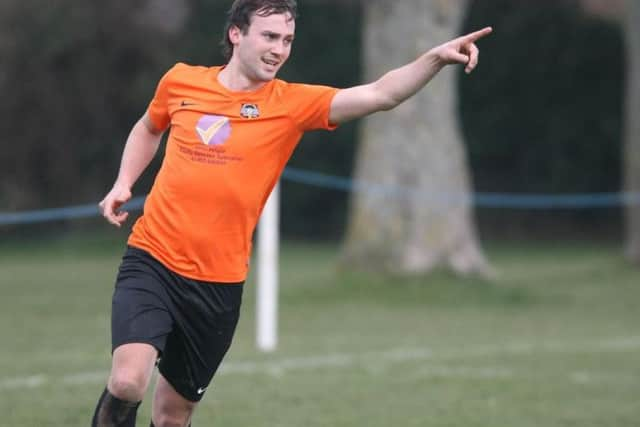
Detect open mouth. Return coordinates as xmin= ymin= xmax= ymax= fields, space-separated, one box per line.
xmin=262 ymin=58 xmax=279 ymax=67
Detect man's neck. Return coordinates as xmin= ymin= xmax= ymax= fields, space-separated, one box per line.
xmin=218 ymin=61 xmax=267 ymax=92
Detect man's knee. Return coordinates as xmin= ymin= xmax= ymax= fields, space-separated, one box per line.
xmin=152 ymin=394 xmax=196 ymax=427
xmin=108 ymin=371 xmax=149 ymax=402
xmin=109 ymin=343 xmax=157 ymax=401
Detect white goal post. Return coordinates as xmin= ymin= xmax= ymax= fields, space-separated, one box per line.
xmin=256 ymin=182 xmax=280 ymax=352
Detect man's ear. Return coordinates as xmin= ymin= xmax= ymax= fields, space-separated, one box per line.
xmin=228 ymin=25 xmax=242 ymax=44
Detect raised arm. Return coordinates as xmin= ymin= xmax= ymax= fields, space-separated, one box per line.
xmin=329 ymin=27 xmax=492 ymax=124
xmin=98 ymin=112 xmax=165 ymax=227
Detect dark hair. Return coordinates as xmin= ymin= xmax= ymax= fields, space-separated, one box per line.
xmin=221 ymin=0 xmax=298 ymax=62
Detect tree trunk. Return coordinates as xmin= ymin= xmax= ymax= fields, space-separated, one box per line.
xmin=342 ymin=0 xmax=490 ymax=276
xmin=624 ymin=0 xmax=640 ymax=263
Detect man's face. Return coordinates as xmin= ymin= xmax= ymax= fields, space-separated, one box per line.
xmin=230 ymin=12 xmax=295 ymax=82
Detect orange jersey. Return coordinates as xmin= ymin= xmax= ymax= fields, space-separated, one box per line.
xmin=128 ymin=63 xmax=339 ymax=282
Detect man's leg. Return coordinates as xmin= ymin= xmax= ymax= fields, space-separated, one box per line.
xmin=92 ymin=343 xmax=157 ymax=427
xmin=150 ymin=374 xmax=196 ymax=427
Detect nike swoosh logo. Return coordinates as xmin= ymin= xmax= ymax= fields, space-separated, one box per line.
xmin=181 ymin=101 xmax=197 ymax=107
xmin=197 ymin=387 xmax=206 ymax=394
xmin=196 ymin=117 xmax=229 ymax=144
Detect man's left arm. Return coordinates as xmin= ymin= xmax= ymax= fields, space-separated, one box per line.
xmin=328 ymin=27 xmax=492 ymax=125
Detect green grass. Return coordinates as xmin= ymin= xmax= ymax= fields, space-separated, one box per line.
xmin=0 ymin=233 xmax=639 ymax=426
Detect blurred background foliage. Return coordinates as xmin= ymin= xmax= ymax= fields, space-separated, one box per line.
xmin=0 ymin=0 xmax=624 ymax=240
xmin=461 ymin=0 xmax=624 ymax=239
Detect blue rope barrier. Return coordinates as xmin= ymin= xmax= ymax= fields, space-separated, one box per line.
xmin=0 ymin=197 xmax=146 ymax=226
xmin=282 ymin=167 xmax=640 ymax=209
xmin=1 ymin=168 xmax=639 ymax=226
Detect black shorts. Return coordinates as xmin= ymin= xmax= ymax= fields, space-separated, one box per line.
xmin=111 ymin=246 xmax=243 ymax=402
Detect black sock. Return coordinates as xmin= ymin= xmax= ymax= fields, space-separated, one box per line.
xmin=92 ymin=387 xmax=141 ymax=427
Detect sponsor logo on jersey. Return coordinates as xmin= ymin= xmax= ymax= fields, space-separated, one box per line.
xmin=195 ymin=115 xmax=231 ymax=146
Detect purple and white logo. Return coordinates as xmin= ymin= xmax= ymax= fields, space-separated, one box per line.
xmin=196 ymin=115 xmax=231 ymax=146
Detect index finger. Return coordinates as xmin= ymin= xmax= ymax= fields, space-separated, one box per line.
xmin=459 ymin=26 xmax=493 ymax=44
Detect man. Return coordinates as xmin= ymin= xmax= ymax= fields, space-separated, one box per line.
xmin=93 ymin=0 xmax=492 ymax=425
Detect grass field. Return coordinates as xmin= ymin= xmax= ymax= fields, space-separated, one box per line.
xmin=0 ymin=231 xmax=639 ymax=426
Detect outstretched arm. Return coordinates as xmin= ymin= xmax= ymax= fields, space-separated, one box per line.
xmin=98 ymin=112 xmax=164 ymax=227
xmin=328 ymin=27 xmax=492 ymax=124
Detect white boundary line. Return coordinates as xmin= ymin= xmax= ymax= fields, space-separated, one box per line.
xmin=1 ymin=336 xmax=639 ymax=391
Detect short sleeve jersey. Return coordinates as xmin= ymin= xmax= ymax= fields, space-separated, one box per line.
xmin=128 ymin=63 xmax=339 ymax=282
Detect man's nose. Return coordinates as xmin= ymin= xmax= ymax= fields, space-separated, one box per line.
xmin=270 ymin=42 xmax=286 ymax=56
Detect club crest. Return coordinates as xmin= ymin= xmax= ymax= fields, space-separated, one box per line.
xmin=240 ymin=103 xmax=260 ymax=119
